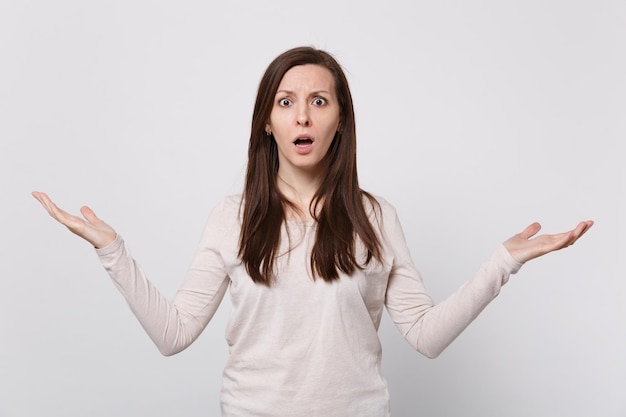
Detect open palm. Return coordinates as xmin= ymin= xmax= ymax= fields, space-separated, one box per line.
xmin=503 ymin=221 xmax=594 ymax=264
xmin=32 ymin=191 xmax=117 ymax=249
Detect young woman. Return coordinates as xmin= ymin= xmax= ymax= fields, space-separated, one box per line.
xmin=32 ymin=47 xmax=593 ymax=417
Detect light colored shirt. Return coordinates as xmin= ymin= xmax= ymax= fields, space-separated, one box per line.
xmin=96 ymin=195 xmax=522 ymax=416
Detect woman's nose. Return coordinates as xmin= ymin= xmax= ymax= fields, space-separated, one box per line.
xmin=297 ymin=108 xmax=311 ymax=127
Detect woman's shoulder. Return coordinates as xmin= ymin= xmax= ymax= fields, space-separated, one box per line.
xmin=361 ymin=191 xmax=397 ymax=217
xmin=361 ymin=192 xmax=401 ymax=237
xmin=199 ymin=194 xmax=244 ymax=243
xmin=220 ymin=194 xmax=243 ymax=210
xmin=207 ymin=194 xmax=243 ymax=224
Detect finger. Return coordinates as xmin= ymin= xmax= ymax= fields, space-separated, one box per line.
xmin=32 ymin=191 xmax=82 ymax=227
xmin=579 ymin=220 xmax=594 ymax=236
xmin=32 ymin=191 xmax=61 ymax=218
xmin=80 ymin=206 xmax=100 ymax=224
xmin=31 ymin=191 xmax=52 ymax=211
xmin=44 ymin=198 xmax=72 ymax=223
xmin=582 ymin=221 xmax=594 ymax=237
xmin=519 ymin=222 xmax=542 ymax=240
xmin=568 ymin=220 xmax=594 ymax=245
xmin=552 ymin=221 xmax=594 ymax=249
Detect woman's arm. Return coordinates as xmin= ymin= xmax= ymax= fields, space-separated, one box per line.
xmin=32 ymin=191 xmax=230 ymax=356
xmin=384 ymin=205 xmax=593 ymax=359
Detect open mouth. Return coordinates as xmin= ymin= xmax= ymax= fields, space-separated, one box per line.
xmin=294 ymin=137 xmax=313 ymax=147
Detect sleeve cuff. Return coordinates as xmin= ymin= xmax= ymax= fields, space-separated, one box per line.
xmin=493 ymin=244 xmax=523 ymax=275
xmin=95 ymin=234 xmax=123 ymax=257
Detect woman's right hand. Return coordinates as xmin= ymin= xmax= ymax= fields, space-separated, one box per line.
xmin=32 ymin=191 xmax=117 ymax=249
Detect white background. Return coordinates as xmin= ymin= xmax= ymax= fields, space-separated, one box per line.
xmin=1 ymin=1 xmax=624 ymax=416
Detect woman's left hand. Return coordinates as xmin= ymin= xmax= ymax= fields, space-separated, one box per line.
xmin=503 ymin=220 xmax=594 ymax=264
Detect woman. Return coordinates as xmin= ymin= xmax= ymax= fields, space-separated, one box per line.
xmin=32 ymin=47 xmax=593 ymax=416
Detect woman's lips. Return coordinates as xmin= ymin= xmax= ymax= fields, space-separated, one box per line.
xmin=294 ymin=136 xmax=314 ymax=154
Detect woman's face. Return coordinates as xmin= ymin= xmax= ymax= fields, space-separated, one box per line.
xmin=266 ymin=64 xmax=341 ymax=180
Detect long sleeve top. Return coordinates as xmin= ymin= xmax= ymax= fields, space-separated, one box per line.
xmin=96 ymin=195 xmax=522 ymax=417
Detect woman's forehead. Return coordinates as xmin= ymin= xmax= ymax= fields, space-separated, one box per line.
xmin=277 ymin=64 xmax=335 ymax=92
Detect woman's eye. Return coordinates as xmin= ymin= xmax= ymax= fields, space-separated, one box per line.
xmin=313 ymin=97 xmax=327 ymax=106
xmin=279 ymin=98 xmax=291 ymax=107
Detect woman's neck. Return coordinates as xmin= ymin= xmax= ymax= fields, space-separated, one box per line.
xmin=276 ymin=170 xmax=322 ymax=221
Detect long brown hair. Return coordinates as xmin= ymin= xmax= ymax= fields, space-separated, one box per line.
xmin=239 ymin=46 xmax=382 ymax=285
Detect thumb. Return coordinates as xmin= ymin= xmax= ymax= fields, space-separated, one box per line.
xmin=80 ymin=206 xmax=99 ymax=224
xmin=519 ymin=222 xmax=542 ymax=240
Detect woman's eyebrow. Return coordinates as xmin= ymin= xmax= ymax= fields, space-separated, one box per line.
xmin=275 ymin=89 xmax=332 ymax=96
